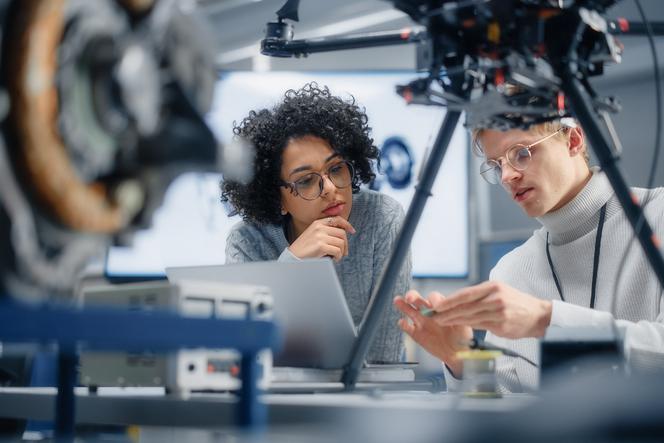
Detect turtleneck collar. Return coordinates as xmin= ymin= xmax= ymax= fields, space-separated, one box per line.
xmin=537 ymin=167 xmax=614 ymax=238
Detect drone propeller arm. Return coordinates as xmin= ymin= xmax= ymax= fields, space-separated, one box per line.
xmin=608 ymin=19 xmax=664 ymax=36
xmin=261 ymin=28 xmax=427 ymax=58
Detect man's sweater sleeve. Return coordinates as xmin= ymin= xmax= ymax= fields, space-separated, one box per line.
xmin=442 ymin=363 xmax=463 ymax=391
xmin=550 ymin=299 xmax=664 ymax=371
xmin=461 ymin=258 xmax=534 ymax=393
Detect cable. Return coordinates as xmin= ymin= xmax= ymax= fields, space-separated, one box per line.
xmin=610 ymin=0 xmax=662 ymax=320
xmin=469 ymin=338 xmax=539 ymax=368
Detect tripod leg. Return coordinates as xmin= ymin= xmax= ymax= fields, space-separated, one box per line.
xmin=342 ymin=109 xmax=462 ymax=390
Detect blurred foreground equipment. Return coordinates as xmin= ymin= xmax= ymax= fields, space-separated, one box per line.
xmin=0 ymin=2 xmax=271 ymax=439
xmin=0 ymin=0 xmax=225 ymax=300
xmin=79 ymin=280 xmax=274 ymax=394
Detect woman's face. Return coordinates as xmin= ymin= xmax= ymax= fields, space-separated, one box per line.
xmin=280 ymin=135 xmax=353 ymax=235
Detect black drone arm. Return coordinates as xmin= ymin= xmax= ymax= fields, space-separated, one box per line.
xmin=261 ymin=27 xmax=427 ymax=58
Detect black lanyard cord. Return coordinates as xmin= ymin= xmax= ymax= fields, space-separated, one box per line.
xmin=545 ymin=204 xmax=607 ymax=309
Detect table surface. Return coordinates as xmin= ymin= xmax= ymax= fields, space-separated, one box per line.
xmin=0 ymin=386 xmax=535 ymax=429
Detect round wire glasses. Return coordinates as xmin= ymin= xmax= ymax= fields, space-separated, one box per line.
xmin=281 ymin=160 xmax=355 ymax=200
xmin=479 ymin=129 xmax=563 ymax=185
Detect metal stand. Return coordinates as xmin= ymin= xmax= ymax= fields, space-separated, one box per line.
xmin=54 ymin=349 xmax=77 ymax=441
xmin=0 ymin=300 xmax=279 ymax=441
xmin=342 ymin=109 xmax=463 ymax=390
xmin=558 ymin=67 xmax=664 ymax=288
xmin=238 ymin=352 xmax=264 ymax=430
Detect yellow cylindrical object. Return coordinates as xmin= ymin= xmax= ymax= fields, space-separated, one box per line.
xmin=456 ymin=349 xmax=502 ymax=398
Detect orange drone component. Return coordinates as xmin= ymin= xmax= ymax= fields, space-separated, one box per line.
xmin=7 ymin=0 xmax=127 ymax=233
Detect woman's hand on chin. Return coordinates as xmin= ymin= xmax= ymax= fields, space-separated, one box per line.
xmin=288 ymin=216 xmax=356 ymax=262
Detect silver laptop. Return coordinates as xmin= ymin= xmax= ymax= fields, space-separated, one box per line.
xmin=166 ymin=259 xmax=357 ymax=369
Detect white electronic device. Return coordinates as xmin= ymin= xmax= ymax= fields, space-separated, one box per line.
xmin=78 ymin=279 xmax=273 ymax=394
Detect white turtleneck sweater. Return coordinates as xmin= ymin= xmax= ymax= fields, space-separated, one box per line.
xmin=447 ymin=168 xmax=664 ymax=392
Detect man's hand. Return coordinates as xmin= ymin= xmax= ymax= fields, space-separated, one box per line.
xmin=288 ymin=216 xmax=355 ymax=262
xmin=431 ymin=281 xmax=552 ymax=339
xmin=394 ymin=290 xmax=473 ymax=377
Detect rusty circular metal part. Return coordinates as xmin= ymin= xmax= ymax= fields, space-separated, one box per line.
xmin=56 ymin=0 xmax=135 ymax=181
xmin=6 ymin=0 xmax=126 ymax=233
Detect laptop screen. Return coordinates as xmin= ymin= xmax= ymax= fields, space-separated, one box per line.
xmin=166 ymin=259 xmax=357 ymax=369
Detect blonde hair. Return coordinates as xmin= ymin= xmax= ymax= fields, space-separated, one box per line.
xmin=471 ymin=120 xmax=590 ymax=164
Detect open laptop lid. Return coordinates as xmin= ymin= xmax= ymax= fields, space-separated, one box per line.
xmin=166 ymin=259 xmax=357 ymax=369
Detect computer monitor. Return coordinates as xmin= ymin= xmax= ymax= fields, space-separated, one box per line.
xmin=105 ymin=71 xmax=470 ymax=279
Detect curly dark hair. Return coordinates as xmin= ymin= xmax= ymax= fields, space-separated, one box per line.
xmin=221 ymin=82 xmax=379 ymax=225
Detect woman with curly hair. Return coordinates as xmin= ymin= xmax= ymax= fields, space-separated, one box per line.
xmin=222 ymin=83 xmax=411 ymax=363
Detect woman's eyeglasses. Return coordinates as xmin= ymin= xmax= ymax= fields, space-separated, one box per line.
xmin=281 ymin=161 xmax=355 ymax=200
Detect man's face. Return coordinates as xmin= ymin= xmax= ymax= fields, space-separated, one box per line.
xmin=479 ymin=127 xmax=588 ymax=218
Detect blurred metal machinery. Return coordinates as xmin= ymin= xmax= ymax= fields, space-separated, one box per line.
xmin=0 ymin=0 xmax=221 ymax=300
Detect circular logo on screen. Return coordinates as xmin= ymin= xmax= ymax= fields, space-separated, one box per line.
xmin=377 ymin=136 xmax=414 ymax=190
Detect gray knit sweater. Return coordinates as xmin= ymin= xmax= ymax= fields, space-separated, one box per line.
xmin=446 ymin=168 xmax=664 ymax=392
xmin=225 ymin=189 xmax=411 ymax=363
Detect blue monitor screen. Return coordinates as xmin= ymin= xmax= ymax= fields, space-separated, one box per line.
xmin=105 ymin=71 xmax=469 ymax=279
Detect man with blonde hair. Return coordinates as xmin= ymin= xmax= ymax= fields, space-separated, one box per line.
xmin=394 ymin=118 xmax=664 ymax=392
